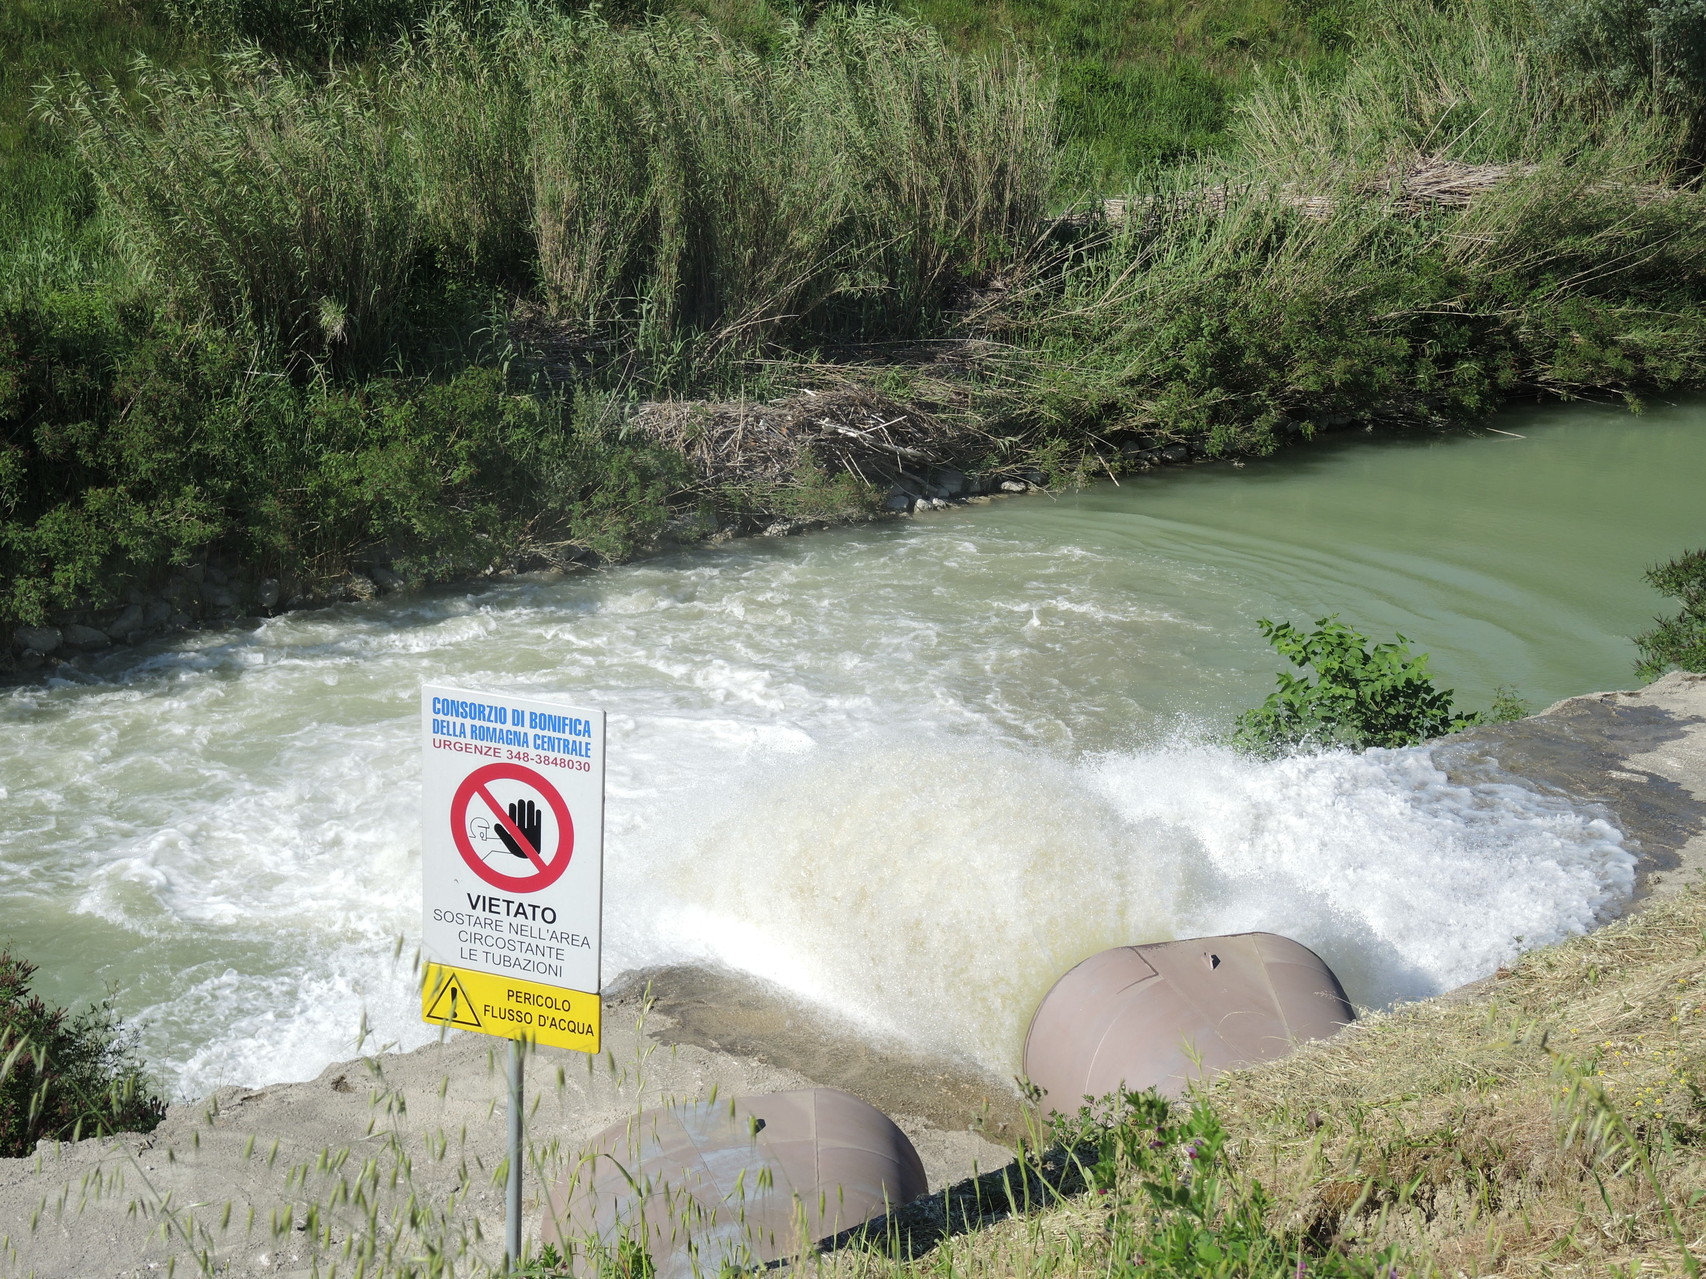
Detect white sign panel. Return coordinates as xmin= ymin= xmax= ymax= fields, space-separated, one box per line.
xmin=420 ymin=685 xmax=604 ymax=998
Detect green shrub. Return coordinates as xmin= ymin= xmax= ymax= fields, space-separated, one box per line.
xmin=0 ymin=305 xmax=690 ymax=621
xmin=0 ymin=949 xmax=164 ymax=1157
xmin=1538 ymin=0 xmax=1706 ymax=154
xmin=1233 ymin=617 xmax=1495 ymax=754
xmin=153 ymin=0 xmax=461 ymax=63
xmin=1634 ymin=547 xmax=1706 ymax=679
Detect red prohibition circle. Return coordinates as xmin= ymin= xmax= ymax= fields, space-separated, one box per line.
xmin=451 ymin=762 xmax=575 ymax=893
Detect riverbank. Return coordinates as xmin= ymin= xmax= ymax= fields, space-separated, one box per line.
xmin=2 ymin=672 xmax=1700 ymax=1277
xmin=8 ymin=0 xmax=1706 ymax=667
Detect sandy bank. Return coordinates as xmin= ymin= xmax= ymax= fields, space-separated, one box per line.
xmin=2 ymin=674 xmax=1702 ymax=1279
xmin=0 ymin=971 xmax=1017 ymax=1279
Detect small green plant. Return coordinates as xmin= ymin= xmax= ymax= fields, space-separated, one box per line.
xmin=0 ymin=949 xmax=164 ymax=1157
xmin=1634 ymin=547 xmax=1706 ymax=679
xmin=1057 ymin=1087 xmax=1405 ymax=1277
xmin=1234 ymin=616 xmax=1495 ymax=755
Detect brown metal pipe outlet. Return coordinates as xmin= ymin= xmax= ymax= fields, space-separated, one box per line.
xmin=542 ymin=1087 xmax=928 ymax=1277
xmin=1023 ymin=932 xmax=1355 ymax=1115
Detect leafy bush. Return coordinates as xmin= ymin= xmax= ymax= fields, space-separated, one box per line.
xmin=1539 ymin=0 xmax=1706 ymax=153
xmin=0 ymin=304 xmax=690 ymax=621
xmin=1232 ymin=617 xmax=1514 ymax=755
xmin=0 ymin=950 xmax=164 ymax=1157
xmin=153 ymin=0 xmax=460 ymax=63
xmin=1634 ymin=547 xmax=1706 ymax=679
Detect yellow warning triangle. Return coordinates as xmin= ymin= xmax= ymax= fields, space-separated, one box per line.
xmin=425 ymin=973 xmax=482 ymax=1029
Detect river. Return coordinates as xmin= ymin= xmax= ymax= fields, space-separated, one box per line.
xmin=0 ymin=399 xmax=1699 ymax=1098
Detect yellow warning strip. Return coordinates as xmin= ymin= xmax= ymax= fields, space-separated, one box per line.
xmin=421 ymin=962 xmax=601 ymax=1055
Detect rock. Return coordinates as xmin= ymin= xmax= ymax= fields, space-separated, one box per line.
xmin=143 ymin=600 xmax=172 ymax=627
xmin=934 ymin=468 xmax=970 ymax=499
xmin=1159 ymin=445 xmax=1190 ymax=463
xmin=14 ymin=650 xmax=43 ymax=671
xmin=1019 ymin=468 xmax=1044 ymax=485
xmin=168 ymin=611 xmax=193 ymax=629
xmin=343 ymin=573 xmax=378 ymax=602
xmin=62 ymin=624 xmax=110 ymax=651
xmin=162 ymin=579 xmax=197 ymax=608
xmin=123 ymin=630 xmax=149 ymax=646
xmin=999 ymin=479 xmax=1029 ymax=493
xmin=107 ymin=604 xmax=144 ymax=636
xmin=257 ymin=579 xmax=280 ymax=610
xmin=204 ymin=565 xmax=227 ymax=586
xmin=13 ymin=626 xmax=61 ymax=655
xmin=882 ymin=490 xmax=914 ymax=513
xmin=182 ymin=564 xmax=204 ymax=585
xmin=201 ymin=583 xmax=237 ymax=609
xmin=368 ymin=566 xmax=406 ymax=594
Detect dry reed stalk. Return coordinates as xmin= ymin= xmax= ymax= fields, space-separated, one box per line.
xmin=630 ymin=384 xmax=994 ymax=491
xmin=1099 ymin=153 xmax=1685 ymax=228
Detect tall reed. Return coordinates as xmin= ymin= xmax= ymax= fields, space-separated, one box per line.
xmin=1233 ymin=0 xmax=1685 ymax=181
xmin=523 ymin=13 xmax=1055 ymax=358
xmin=392 ymin=11 xmax=537 ymax=288
xmin=45 ymin=52 xmax=422 ymax=367
xmin=809 ymin=16 xmax=1056 ymax=329
xmin=528 ymin=20 xmax=851 ymax=357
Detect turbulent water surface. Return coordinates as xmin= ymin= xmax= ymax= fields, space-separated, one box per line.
xmin=1 ymin=401 xmax=1700 ymax=1097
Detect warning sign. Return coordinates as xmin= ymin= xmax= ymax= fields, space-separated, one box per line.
xmin=452 ymin=761 xmax=574 ymax=893
xmin=421 ymin=962 xmax=600 ymax=1053
xmin=424 ymin=969 xmax=483 ymax=1028
xmin=420 ymin=685 xmax=604 ymax=1053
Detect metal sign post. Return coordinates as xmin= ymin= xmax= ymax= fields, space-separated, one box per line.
xmin=419 ymin=685 xmax=606 ymax=1272
xmin=507 ymin=1038 xmax=523 ymax=1264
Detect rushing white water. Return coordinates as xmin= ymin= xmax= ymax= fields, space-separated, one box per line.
xmin=3 ymin=404 xmax=1696 ymax=1098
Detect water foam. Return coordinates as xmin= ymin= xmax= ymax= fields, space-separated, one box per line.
xmin=0 ymin=456 xmax=1661 ymax=1094
xmin=627 ymin=732 xmax=1632 ymax=1072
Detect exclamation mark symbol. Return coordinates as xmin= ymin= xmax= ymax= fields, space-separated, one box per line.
xmin=450 ymin=985 xmax=460 ymax=1024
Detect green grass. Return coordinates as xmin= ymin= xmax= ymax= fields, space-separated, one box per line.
xmin=895 ymin=0 xmax=1364 ymax=183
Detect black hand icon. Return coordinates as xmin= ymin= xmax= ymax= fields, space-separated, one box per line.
xmin=497 ymin=799 xmax=542 ymax=861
